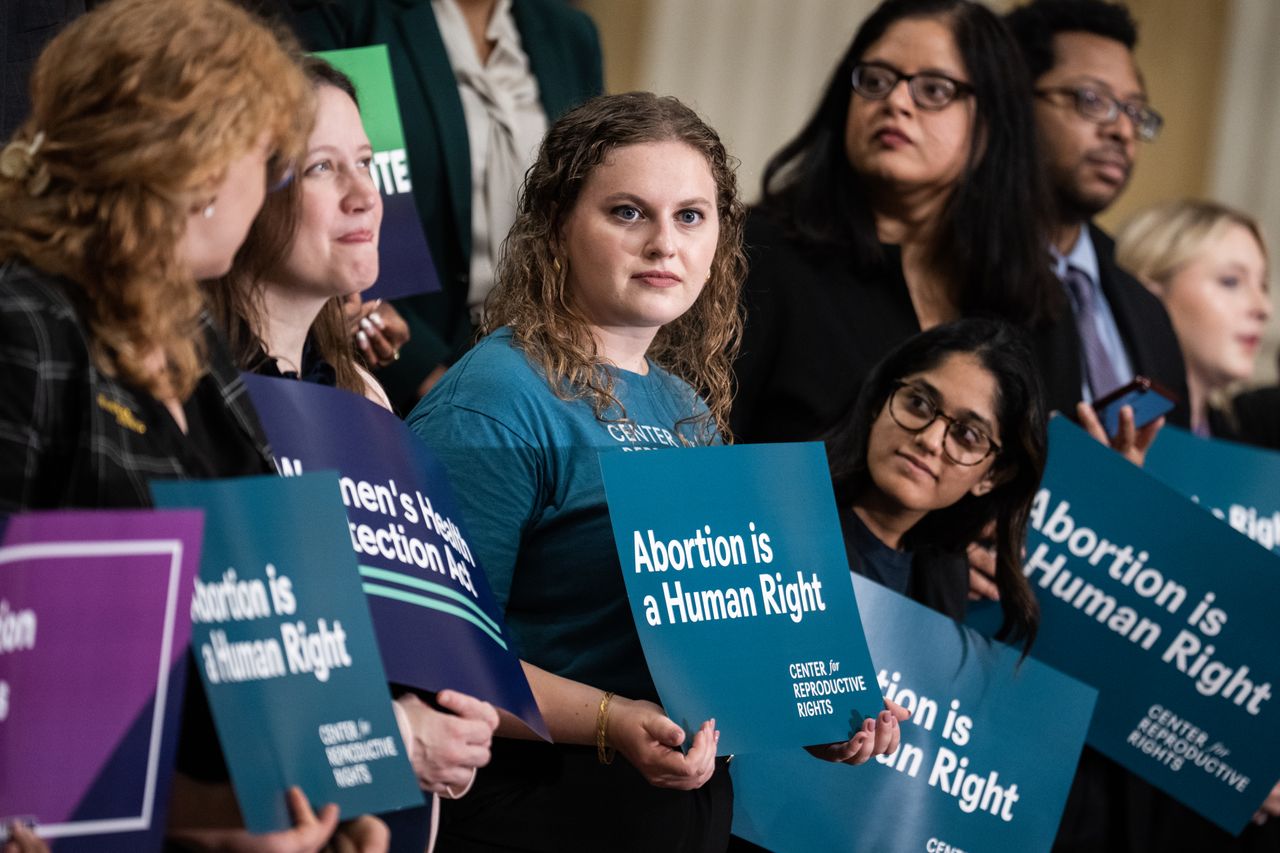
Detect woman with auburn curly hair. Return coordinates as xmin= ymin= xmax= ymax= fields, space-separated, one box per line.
xmin=0 ymin=0 xmax=311 ymax=509
xmin=0 ymin=1 xmax=387 ymax=850
xmin=408 ymin=92 xmax=905 ymax=852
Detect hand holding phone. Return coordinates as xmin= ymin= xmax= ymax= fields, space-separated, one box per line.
xmin=1092 ymin=375 xmax=1179 ymax=438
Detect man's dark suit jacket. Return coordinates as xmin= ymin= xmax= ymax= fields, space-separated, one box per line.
xmin=1033 ymin=223 xmax=1191 ymax=428
xmin=288 ymin=0 xmax=603 ymax=412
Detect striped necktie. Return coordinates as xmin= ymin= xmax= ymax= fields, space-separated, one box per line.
xmin=1063 ymin=264 xmax=1125 ymax=398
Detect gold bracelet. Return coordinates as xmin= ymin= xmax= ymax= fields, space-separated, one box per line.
xmin=596 ymin=691 xmax=616 ymax=765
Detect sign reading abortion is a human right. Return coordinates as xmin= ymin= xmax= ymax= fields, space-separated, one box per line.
xmin=0 ymin=510 xmax=203 ymax=852
xmin=600 ymin=442 xmax=883 ymax=754
xmin=315 ymin=45 xmax=439 ymax=300
xmin=969 ymin=417 xmax=1280 ymax=833
xmin=1145 ymin=425 xmax=1280 ymax=556
xmin=733 ymin=575 xmax=1096 ymax=853
xmin=153 ymin=473 xmax=422 ymax=833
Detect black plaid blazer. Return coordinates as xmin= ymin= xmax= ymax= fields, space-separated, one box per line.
xmin=0 ymin=260 xmax=274 ymax=510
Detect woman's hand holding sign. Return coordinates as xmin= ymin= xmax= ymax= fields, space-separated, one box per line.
xmin=607 ymin=697 xmax=719 ymax=790
xmin=806 ymin=698 xmax=911 ymax=765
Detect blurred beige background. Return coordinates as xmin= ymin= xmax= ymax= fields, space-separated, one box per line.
xmin=577 ymin=0 xmax=1280 ymax=383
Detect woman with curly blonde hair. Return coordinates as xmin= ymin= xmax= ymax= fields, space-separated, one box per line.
xmin=409 ymin=92 xmax=904 ymax=852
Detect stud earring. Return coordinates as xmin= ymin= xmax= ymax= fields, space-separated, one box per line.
xmin=202 ymin=202 xmax=215 ymax=219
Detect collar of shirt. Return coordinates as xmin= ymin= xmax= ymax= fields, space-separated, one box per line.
xmin=434 ymin=0 xmax=519 ymax=75
xmin=1050 ymin=225 xmax=1101 ymax=287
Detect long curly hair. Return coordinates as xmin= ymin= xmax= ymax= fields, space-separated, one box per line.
xmin=0 ymin=0 xmax=313 ymax=400
xmin=206 ymin=57 xmax=366 ymax=396
xmin=483 ymin=92 xmax=747 ymax=444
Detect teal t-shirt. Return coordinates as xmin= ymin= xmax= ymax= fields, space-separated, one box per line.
xmin=407 ymin=328 xmax=712 ymax=702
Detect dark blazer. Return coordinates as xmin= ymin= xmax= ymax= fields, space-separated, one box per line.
xmin=731 ymin=208 xmax=922 ymax=444
xmin=0 ymin=261 xmax=273 ymax=510
xmin=1032 ymin=224 xmax=1191 ymax=428
xmin=288 ymin=0 xmax=604 ymax=411
xmin=1228 ymin=386 xmax=1280 ymax=450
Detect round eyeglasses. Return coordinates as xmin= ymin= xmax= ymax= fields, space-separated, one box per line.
xmin=851 ymin=62 xmax=974 ymax=110
xmin=1034 ymin=86 xmax=1163 ymax=142
xmin=888 ymin=381 xmax=1001 ymax=466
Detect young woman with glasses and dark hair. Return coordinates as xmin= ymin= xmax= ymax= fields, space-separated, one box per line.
xmin=824 ymin=317 xmax=1047 ymax=647
xmin=732 ymin=0 xmax=1060 ymax=446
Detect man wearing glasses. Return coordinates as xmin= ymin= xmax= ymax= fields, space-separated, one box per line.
xmin=1007 ymin=0 xmax=1189 ymax=446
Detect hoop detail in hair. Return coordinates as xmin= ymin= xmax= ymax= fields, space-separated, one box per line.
xmin=0 ymin=131 xmax=51 ymax=196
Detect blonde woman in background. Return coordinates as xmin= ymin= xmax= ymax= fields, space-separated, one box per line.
xmin=1117 ymin=200 xmax=1271 ymax=439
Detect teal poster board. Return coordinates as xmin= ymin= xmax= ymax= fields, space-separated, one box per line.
xmin=153 ymin=474 xmax=422 ymax=832
xmin=1146 ymin=425 xmax=1280 ymax=555
xmin=599 ymin=443 xmax=883 ymax=753
xmin=969 ymin=418 xmax=1280 ymax=833
xmin=733 ymin=575 xmax=1096 ymax=853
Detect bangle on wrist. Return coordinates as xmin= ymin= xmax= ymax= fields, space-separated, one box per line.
xmin=596 ymin=691 xmax=616 ymax=765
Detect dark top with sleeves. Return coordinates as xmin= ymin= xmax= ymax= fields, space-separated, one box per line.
xmin=0 ymin=260 xmax=274 ymax=510
xmin=838 ymin=506 xmax=968 ymax=621
xmin=1228 ymin=386 xmax=1280 ymax=451
xmin=0 ymin=259 xmax=275 ymax=788
xmin=285 ymin=0 xmax=604 ymax=413
xmin=731 ymin=210 xmax=1191 ymax=445
xmin=731 ymin=207 xmax=919 ymax=444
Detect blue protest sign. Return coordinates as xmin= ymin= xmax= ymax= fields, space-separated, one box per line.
xmin=1146 ymin=425 xmax=1280 ymax=555
xmin=599 ymin=442 xmax=883 ymax=754
xmin=733 ymin=574 xmax=1095 ymax=853
xmin=0 ymin=510 xmax=203 ymax=852
xmin=152 ymin=473 xmax=423 ymax=833
xmin=969 ymin=418 xmax=1280 ymax=833
xmin=242 ymin=374 xmax=547 ymax=739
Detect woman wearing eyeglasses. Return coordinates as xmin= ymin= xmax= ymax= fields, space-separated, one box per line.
xmin=732 ymin=0 xmax=1059 ymax=448
xmin=824 ymin=318 xmax=1045 ymax=640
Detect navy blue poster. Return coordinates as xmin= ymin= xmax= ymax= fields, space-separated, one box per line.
xmin=242 ymin=374 xmax=547 ymax=739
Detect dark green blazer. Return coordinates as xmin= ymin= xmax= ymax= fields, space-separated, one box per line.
xmin=289 ymin=0 xmax=603 ymax=412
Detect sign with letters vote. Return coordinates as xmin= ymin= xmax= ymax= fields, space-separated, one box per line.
xmin=968 ymin=417 xmax=1280 ymax=833
xmin=315 ymin=45 xmax=439 ymax=300
xmin=599 ymin=442 xmax=884 ymax=754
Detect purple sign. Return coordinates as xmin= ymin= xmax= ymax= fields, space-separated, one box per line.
xmin=0 ymin=510 xmax=203 ymax=850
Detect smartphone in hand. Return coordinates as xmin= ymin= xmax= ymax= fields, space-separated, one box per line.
xmin=1092 ymin=375 xmax=1178 ymax=437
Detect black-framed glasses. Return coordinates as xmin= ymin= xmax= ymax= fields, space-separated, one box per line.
xmin=888 ymin=381 xmax=1001 ymax=466
xmin=1034 ymin=86 xmax=1163 ymax=142
xmin=851 ymin=62 xmax=974 ymax=110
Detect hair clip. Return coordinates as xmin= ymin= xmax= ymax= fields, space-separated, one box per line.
xmin=0 ymin=131 xmax=51 ymax=196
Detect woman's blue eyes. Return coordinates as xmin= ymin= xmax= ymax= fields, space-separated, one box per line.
xmin=610 ymin=205 xmax=704 ymax=224
xmin=1218 ymin=275 xmax=1240 ymax=289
